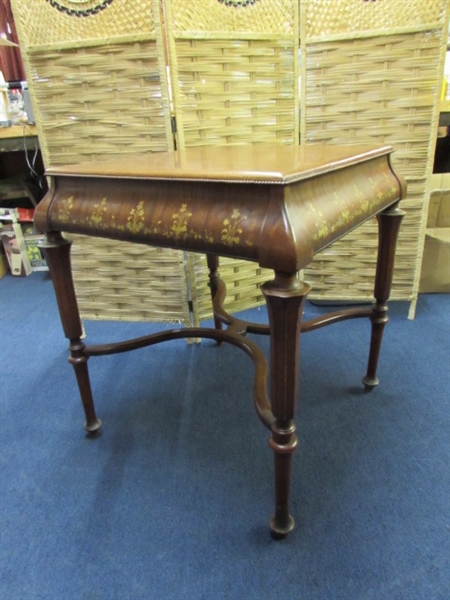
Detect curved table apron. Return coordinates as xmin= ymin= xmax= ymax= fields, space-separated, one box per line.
xmin=35 ymin=143 xmax=406 ymax=539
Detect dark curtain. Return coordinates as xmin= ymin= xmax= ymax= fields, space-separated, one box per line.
xmin=0 ymin=0 xmax=26 ymax=82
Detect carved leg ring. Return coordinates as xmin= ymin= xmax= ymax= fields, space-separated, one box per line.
xmin=41 ymin=232 xmax=101 ymax=434
xmin=262 ymin=273 xmax=310 ymax=538
xmin=363 ymin=203 xmax=405 ymax=388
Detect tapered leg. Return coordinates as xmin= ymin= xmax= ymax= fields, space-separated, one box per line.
xmin=41 ymin=231 xmax=101 ymax=434
xmin=262 ymin=273 xmax=310 ymax=538
xmin=362 ymin=203 xmax=405 ymax=388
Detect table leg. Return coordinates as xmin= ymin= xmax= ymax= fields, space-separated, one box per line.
xmin=207 ymin=254 xmax=223 ymax=331
xmin=41 ymin=232 xmax=101 ymax=435
xmin=363 ymin=203 xmax=405 ymax=388
xmin=262 ymin=273 xmax=311 ymax=538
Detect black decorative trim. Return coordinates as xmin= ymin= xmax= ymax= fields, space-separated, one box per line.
xmin=218 ymin=0 xmax=260 ymax=7
xmin=46 ymin=0 xmax=113 ymax=18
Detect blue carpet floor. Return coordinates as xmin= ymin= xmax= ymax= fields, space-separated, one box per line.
xmin=1 ymin=271 xmax=449 ymax=599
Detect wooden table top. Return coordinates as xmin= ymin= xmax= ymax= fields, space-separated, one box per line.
xmin=46 ymin=143 xmax=392 ymax=185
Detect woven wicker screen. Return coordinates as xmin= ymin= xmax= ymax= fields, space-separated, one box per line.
xmin=303 ymin=0 xmax=447 ymax=39
xmin=299 ymin=0 xmax=450 ymax=315
xmin=12 ymin=0 xmax=450 ymax=324
xmin=164 ymin=0 xmax=299 ymax=150
xmin=162 ymin=0 xmax=299 ymax=322
xmin=12 ymin=0 xmax=172 ymax=164
xmin=12 ymin=0 xmax=194 ymax=324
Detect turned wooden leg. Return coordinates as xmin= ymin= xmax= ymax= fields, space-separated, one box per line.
xmin=206 ymin=253 xmax=223 ymax=331
xmin=362 ymin=203 xmax=405 ymax=388
xmin=262 ymin=273 xmax=310 ymax=538
xmin=41 ymin=232 xmax=101 ymax=434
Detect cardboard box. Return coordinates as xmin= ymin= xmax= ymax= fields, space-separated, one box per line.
xmin=420 ymin=181 xmax=450 ymax=293
xmin=427 ymin=176 xmax=450 ymax=228
xmin=419 ymin=227 xmax=450 ymax=293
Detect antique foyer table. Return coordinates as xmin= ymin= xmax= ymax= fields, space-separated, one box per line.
xmin=35 ymin=144 xmax=405 ymax=538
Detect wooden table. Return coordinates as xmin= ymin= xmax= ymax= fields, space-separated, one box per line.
xmin=36 ymin=144 xmax=405 ymax=538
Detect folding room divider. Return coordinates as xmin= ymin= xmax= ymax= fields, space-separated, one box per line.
xmin=12 ymin=0 xmax=449 ymax=321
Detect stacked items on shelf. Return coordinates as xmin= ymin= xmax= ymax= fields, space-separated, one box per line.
xmin=0 ymin=207 xmax=47 ymax=277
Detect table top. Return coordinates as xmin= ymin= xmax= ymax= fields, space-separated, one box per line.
xmin=46 ymin=143 xmax=392 ymax=185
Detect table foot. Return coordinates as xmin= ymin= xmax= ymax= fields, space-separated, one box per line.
xmin=84 ymin=420 xmax=102 ymax=436
xmin=361 ymin=376 xmax=379 ymax=390
xmin=270 ymin=516 xmax=295 ymax=540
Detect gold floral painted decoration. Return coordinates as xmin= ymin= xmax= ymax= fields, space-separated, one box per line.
xmin=53 ymin=195 xmax=253 ymax=248
xmin=57 ymin=196 xmax=74 ymax=223
xmin=221 ymin=209 xmax=247 ymax=246
xmin=310 ymin=179 xmax=399 ymax=244
xmin=127 ymin=201 xmax=145 ymax=234
xmin=171 ymin=204 xmax=193 ymax=239
xmin=88 ymin=197 xmax=108 ymax=227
